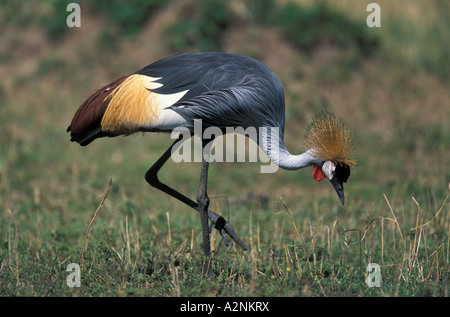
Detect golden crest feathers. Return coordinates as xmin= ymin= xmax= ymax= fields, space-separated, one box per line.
xmin=305 ymin=112 xmax=356 ymax=167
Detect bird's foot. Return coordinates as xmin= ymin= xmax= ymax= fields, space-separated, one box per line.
xmin=207 ymin=210 xmax=249 ymax=251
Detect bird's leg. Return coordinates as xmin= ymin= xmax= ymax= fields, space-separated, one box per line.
xmin=197 ymin=145 xmax=212 ymax=276
xmin=145 ymin=137 xmax=197 ymax=209
xmin=144 ymin=136 xmax=249 ymax=252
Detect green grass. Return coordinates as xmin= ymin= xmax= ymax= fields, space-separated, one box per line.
xmin=0 ymin=0 xmax=449 ymax=297
xmin=1 ymin=175 xmax=448 ymax=296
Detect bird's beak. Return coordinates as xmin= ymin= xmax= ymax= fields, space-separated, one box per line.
xmin=329 ymin=176 xmax=345 ymax=205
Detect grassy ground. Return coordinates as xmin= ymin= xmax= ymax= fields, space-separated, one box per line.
xmin=0 ymin=0 xmax=449 ymax=297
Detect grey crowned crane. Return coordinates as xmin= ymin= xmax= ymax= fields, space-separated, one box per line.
xmin=67 ymin=52 xmax=356 ymax=274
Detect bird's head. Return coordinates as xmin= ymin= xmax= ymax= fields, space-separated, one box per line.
xmin=305 ymin=112 xmax=356 ymax=205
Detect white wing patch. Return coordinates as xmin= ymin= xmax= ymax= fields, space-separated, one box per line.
xmin=150 ymin=78 xmax=189 ymax=130
xmin=154 ymin=89 xmax=188 ymax=109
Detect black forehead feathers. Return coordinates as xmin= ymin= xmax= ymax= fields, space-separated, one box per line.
xmin=335 ymin=163 xmax=351 ymax=183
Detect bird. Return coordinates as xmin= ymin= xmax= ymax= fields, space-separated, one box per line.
xmin=67 ymin=52 xmax=355 ymax=273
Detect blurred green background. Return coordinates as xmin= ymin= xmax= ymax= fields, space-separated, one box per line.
xmin=0 ymin=0 xmax=449 ymax=296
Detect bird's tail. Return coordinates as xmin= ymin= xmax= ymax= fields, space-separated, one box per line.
xmin=67 ymin=76 xmax=128 ymax=146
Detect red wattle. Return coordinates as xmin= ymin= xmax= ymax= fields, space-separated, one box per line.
xmin=313 ymin=165 xmax=325 ymax=181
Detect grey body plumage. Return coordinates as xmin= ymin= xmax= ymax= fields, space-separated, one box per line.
xmin=138 ymin=52 xmax=285 ymax=133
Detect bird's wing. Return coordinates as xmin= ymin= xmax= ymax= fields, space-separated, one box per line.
xmin=167 ymin=86 xmax=272 ymax=129
xmin=136 ymin=53 xmax=253 ymax=102
xmin=134 ymin=53 xmax=285 ymax=130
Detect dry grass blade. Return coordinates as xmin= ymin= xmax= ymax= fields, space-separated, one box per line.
xmin=410 ymin=187 xmax=449 ymax=231
xmin=279 ymin=198 xmax=310 ymax=266
xmin=383 ymin=193 xmax=406 ymax=249
xmin=80 ymin=178 xmax=112 ymax=261
xmin=338 ymin=217 xmax=383 ymax=270
xmin=339 ymin=216 xmax=383 ymax=245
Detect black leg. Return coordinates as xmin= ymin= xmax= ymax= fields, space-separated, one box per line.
xmin=197 ymin=148 xmax=212 ymax=275
xmin=144 ymin=136 xmax=249 ymax=255
xmin=145 ymin=137 xmax=197 ymax=209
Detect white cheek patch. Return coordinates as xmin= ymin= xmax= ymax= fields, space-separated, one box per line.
xmin=322 ymin=161 xmax=336 ymax=180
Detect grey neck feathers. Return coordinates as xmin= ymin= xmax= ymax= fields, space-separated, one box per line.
xmin=260 ymin=126 xmax=319 ymax=170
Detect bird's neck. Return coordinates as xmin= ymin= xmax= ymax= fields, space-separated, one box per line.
xmin=277 ymin=148 xmax=318 ymax=170
xmin=260 ymin=127 xmax=319 ymax=170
